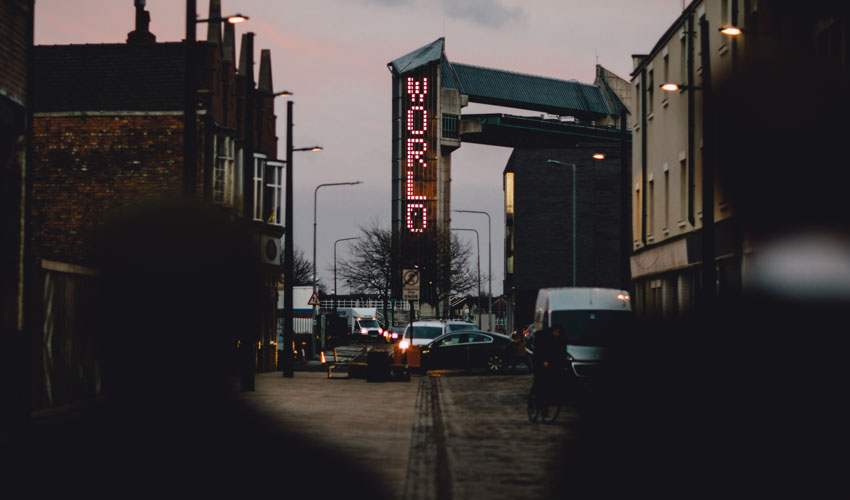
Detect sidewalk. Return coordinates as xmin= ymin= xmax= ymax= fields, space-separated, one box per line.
xmin=238 ymin=365 xmax=420 ymax=499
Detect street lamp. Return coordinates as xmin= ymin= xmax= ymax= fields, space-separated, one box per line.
xmin=545 ymin=156 xmax=604 ymax=287
xmin=545 ymin=159 xmax=578 ymax=286
xmin=281 ymin=99 xmax=323 ymax=378
xmin=313 ymin=181 xmax=363 ymax=354
xmin=334 ymin=237 xmax=359 ymax=296
xmin=454 ymin=209 xmax=492 ymax=330
xmin=451 ymin=228 xmax=481 ymax=329
xmin=184 ymin=1 xmax=249 ymax=197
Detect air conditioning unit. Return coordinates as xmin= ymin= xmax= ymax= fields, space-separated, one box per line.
xmin=259 ymin=235 xmax=281 ymax=265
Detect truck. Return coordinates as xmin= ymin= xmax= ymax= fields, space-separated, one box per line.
xmin=335 ymin=307 xmax=383 ymax=342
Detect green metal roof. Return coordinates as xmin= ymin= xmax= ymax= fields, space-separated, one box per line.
xmin=451 ymin=63 xmax=615 ymax=118
xmin=388 ymin=38 xmax=444 ymax=74
xmin=389 ymin=39 xmax=618 ymax=119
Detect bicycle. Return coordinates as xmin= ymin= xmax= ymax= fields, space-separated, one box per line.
xmin=527 ymin=385 xmax=561 ymax=424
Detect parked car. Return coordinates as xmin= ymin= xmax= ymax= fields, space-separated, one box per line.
xmin=383 ymin=326 xmax=405 ymax=344
xmin=397 ymin=319 xmax=477 ymax=350
xmin=419 ymin=330 xmax=516 ymax=373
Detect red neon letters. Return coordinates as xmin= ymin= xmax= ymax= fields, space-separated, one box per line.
xmin=405 ymin=76 xmax=429 ymax=233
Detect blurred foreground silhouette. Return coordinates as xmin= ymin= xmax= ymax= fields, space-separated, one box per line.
xmin=10 ymin=199 xmax=390 ymax=498
xmin=556 ymin=3 xmax=850 ymax=497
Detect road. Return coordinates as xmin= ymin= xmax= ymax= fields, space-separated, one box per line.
xmin=238 ymin=346 xmax=580 ymax=500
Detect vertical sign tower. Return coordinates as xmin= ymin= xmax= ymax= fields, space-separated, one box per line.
xmin=389 ymin=39 xmax=461 ymax=316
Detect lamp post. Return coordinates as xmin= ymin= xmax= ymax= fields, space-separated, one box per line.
xmin=334 ymin=237 xmax=359 ymax=296
xmin=451 ymin=228 xmax=481 ymax=329
xmin=313 ymin=181 xmax=363 ymax=354
xmin=546 ymin=160 xmax=578 ymax=286
xmin=281 ymin=99 xmax=322 ymax=378
xmin=454 ymin=210 xmax=492 ymax=330
xmin=184 ymin=0 xmax=247 ymax=197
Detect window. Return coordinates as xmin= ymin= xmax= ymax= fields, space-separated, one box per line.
xmin=664 ymin=166 xmax=670 ymax=232
xmin=633 ymin=182 xmax=641 ymax=245
xmin=213 ymin=135 xmax=235 ymax=205
xmin=635 ymin=81 xmax=641 ymax=120
xmin=235 ymin=147 xmax=244 ymax=215
xmin=466 ymin=333 xmax=492 ymax=344
xmin=265 ymin=160 xmax=285 ymax=225
xmin=680 ymin=31 xmax=687 ymax=84
xmin=647 ymin=176 xmax=654 ymax=237
xmin=647 ymin=70 xmax=654 ymax=114
xmin=504 ymin=172 xmax=514 ymax=215
xmin=679 ymin=158 xmax=688 ymax=223
xmin=442 ymin=114 xmax=459 ymax=139
xmin=253 ymin=154 xmax=267 ymax=221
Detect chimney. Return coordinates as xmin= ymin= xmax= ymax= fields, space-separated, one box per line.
xmin=258 ymin=49 xmax=273 ymax=94
xmin=223 ymin=18 xmax=236 ymax=65
xmin=127 ymin=0 xmax=156 ymax=45
xmin=207 ymin=0 xmax=222 ymax=46
xmin=238 ymin=32 xmax=251 ymax=77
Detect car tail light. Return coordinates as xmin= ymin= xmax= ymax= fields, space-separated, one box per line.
xmin=379 ymin=328 xmax=383 ymax=334
xmin=391 ymin=333 xmax=399 ymax=339
xmin=361 ymin=328 xmax=367 ymax=335
xmin=399 ymin=339 xmax=410 ymax=350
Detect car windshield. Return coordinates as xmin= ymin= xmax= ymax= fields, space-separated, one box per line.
xmin=447 ymin=323 xmax=476 ymax=332
xmin=550 ymin=310 xmax=633 ymax=346
xmin=406 ymin=326 xmax=443 ymax=340
xmin=358 ymin=319 xmax=379 ymax=328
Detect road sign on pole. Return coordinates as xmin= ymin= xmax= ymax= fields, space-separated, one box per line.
xmin=403 ymin=268 xmax=420 ymax=301
xmin=308 ymin=291 xmax=321 ymax=306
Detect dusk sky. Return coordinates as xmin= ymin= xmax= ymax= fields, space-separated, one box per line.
xmin=35 ymin=0 xmax=687 ymax=295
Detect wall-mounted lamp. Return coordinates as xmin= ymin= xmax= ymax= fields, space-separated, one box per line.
xmin=196 ymin=13 xmax=248 ymax=24
xmin=719 ymin=26 xmax=742 ymax=36
xmin=592 ymin=153 xmax=605 ymax=160
xmin=660 ymin=83 xmax=701 ymax=92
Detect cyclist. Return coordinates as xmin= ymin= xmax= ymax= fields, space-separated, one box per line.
xmin=532 ymin=323 xmax=569 ymax=415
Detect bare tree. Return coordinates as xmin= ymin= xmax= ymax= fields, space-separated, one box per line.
xmin=335 ymin=220 xmax=392 ymax=323
xmin=438 ymin=231 xmax=479 ymax=305
xmin=337 ymin=221 xmax=479 ymax=320
xmin=281 ymin=247 xmax=314 ymax=287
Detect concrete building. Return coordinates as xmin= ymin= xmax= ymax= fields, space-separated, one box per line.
xmin=28 ymin=0 xmax=284 ymax=413
xmin=630 ymin=0 xmax=849 ymax=317
xmin=389 ymin=39 xmax=631 ymax=331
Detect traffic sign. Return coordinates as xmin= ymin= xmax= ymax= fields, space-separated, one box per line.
xmin=308 ymin=291 xmax=321 ymax=306
xmin=403 ymin=268 xmax=420 ymax=301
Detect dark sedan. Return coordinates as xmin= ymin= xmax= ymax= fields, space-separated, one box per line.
xmin=420 ymin=331 xmax=516 ymax=374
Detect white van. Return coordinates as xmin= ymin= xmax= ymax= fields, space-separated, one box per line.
xmin=531 ymin=287 xmax=633 ymax=381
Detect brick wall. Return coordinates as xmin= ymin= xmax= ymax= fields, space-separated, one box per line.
xmin=31 ymin=114 xmax=185 ymax=265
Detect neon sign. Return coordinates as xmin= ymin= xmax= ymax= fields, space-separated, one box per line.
xmin=405 ymin=76 xmax=430 ymax=233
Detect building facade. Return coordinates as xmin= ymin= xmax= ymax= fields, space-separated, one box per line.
xmin=28 ymin=0 xmax=284 ymax=412
xmin=630 ymin=0 xmax=849 ymax=318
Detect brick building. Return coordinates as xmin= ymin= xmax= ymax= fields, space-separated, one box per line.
xmin=1 ymin=0 xmax=34 ymax=437
xmin=29 ymin=0 xmax=285 ymax=412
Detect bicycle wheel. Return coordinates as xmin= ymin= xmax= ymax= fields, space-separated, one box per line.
xmin=527 ymin=389 xmax=540 ymax=422
xmin=540 ymin=400 xmax=561 ymax=424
